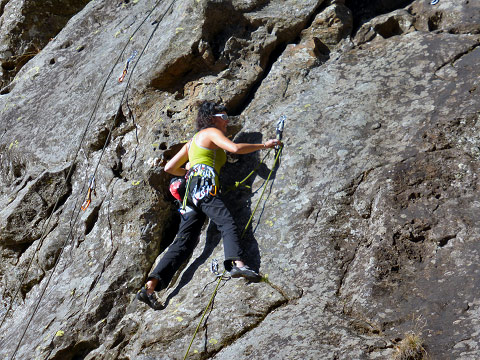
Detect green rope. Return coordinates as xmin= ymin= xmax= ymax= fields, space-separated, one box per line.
xmin=241 ymin=147 xmax=282 ymax=238
xmin=182 ymin=268 xmax=226 ymax=360
xmin=225 ymin=149 xmax=272 ymax=194
xmin=182 ymin=145 xmax=283 ymax=359
xmin=181 ymin=173 xmax=193 ymax=212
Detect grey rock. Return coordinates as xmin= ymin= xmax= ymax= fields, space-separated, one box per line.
xmin=354 ymin=9 xmax=415 ymax=45
xmin=0 ymin=0 xmax=90 ymax=88
xmin=301 ymin=3 xmax=353 ymax=50
xmin=0 ymin=0 xmax=480 ymax=359
xmin=410 ymin=0 xmax=480 ymax=34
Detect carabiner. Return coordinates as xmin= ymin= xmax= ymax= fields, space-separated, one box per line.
xmin=209 ymin=185 xmax=217 ymax=196
xmin=118 ymin=69 xmax=128 ymax=82
xmin=275 ymin=115 xmax=286 ymax=153
xmin=210 ymin=258 xmax=219 ymax=276
xmin=81 ymin=175 xmax=96 ymax=211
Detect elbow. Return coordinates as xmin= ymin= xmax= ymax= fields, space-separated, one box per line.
xmin=164 ymin=162 xmax=175 ymax=174
xmin=229 ymin=144 xmax=241 ymax=154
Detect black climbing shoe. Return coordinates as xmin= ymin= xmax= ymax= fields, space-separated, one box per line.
xmin=229 ymin=265 xmax=262 ymax=282
xmin=136 ymin=288 xmax=164 ymax=310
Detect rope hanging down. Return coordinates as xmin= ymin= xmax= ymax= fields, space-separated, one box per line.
xmin=225 ymin=116 xmax=285 ymax=193
xmin=3 ymin=1 xmax=178 ymax=358
xmin=183 ymin=117 xmax=286 ymax=360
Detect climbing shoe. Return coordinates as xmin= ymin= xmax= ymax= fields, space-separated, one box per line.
xmin=136 ymin=287 xmax=164 ymax=310
xmin=229 ymin=265 xmax=262 ymax=282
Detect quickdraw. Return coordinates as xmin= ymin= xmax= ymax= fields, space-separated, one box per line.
xmin=118 ymin=50 xmax=138 ymax=82
xmin=81 ymin=175 xmax=96 ymax=211
xmin=209 ymin=258 xmax=230 ymax=280
xmin=276 ymin=115 xmax=285 ymax=145
xmin=210 ymin=258 xmax=219 ymax=276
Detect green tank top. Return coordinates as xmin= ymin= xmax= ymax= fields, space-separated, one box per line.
xmin=188 ymin=133 xmax=227 ymax=180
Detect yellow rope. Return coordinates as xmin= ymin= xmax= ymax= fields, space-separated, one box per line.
xmin=241 ymin=147 xmax=282 ymax=238
xmin=225 ymin=149 xmax=272 ymax=194
xmin=182 ymin=269 xmax=226 ymax=360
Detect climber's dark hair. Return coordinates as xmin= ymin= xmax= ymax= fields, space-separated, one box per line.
xmin=196 ymin=100 xmax=227 ymax=131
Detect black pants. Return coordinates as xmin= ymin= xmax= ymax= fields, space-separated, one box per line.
xmin=148 ymin=192 xmax=243 ymax=291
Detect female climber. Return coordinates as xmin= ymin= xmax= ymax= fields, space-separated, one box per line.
xmin=137 ymin=100 xmax=282 ymax=310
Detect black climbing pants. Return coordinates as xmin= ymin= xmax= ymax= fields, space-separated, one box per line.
xmin=148 ymin=194 xmax=243 ymax=291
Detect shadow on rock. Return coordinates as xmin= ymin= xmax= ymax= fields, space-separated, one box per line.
xmin=164 ymin=222 xmax=222 ymax=307
xmin=159 ymin=131 xmax=280 ymax=305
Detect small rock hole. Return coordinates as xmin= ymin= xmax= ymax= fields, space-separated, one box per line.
xmin=50 ymin=58 xmax=56 ymax=65
xmin=428 ymin=12 xmax=443 ymax=32
xmin=112 ymin=161 xmax=123 ymax=179
xmin=438 ymin=235 xmax=456 ymax=247
xmin=1 ymin=62 xmax=15 ymax=71
xmin=410 ymin=234 xmax=425 ymax=243
xmin=61 ymin=40 xmax=73 ymax=49
xmin=85 ymin=206 xmax=100 ymax=236
xmin=110 ymin=332 xmax=126 ymax=350
xmin=160 ymin=142 xmax=167 ymax=150
xmin=408 ymin=192 xmax=419 ymax=201
xmin=77 ymin=46 xmax=85 ymax=52
xmin=375 ymin=17 xmax=403 ymax=38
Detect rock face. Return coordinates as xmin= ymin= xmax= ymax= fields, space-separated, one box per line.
xmin=0 ymin=0 xmax=479 ymax=359
xmin=0 ymin=0 xmax=91 ymax=89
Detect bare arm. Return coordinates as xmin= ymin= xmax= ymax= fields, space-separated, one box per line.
xmin=164 ymin=143 xmax=189 ymax=176
xmin=208 ymin=128 xmax=282 ymax=154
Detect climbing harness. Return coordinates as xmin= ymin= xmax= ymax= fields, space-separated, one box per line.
xmin=183 ymin=117 xmax=286 ymax=360
xmin=190 ymin=165 xmax=217 ymax=206
xmin=180 ymin=163 xmax=218 ymax=212
xmin=118 ymin=50 xmax=138 ymax=82
xmin=81 ymin=175 xmax=96 ymax=211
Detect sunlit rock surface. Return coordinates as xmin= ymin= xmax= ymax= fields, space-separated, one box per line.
xmin=0 ymin=0 xmax=479 ymax=359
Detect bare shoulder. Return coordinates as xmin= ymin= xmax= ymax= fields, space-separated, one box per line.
xmin=202 ymin=127 xmax=223 ymax=136
xmin=196 ymin=128 xmax=224 ymax=148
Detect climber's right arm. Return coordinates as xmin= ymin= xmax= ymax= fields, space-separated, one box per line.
xmin=164 ymin=143 xmax=189 ymax=176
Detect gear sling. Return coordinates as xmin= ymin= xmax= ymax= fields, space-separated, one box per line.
xmin=148 ymin=135 xmax=244 ymax=291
